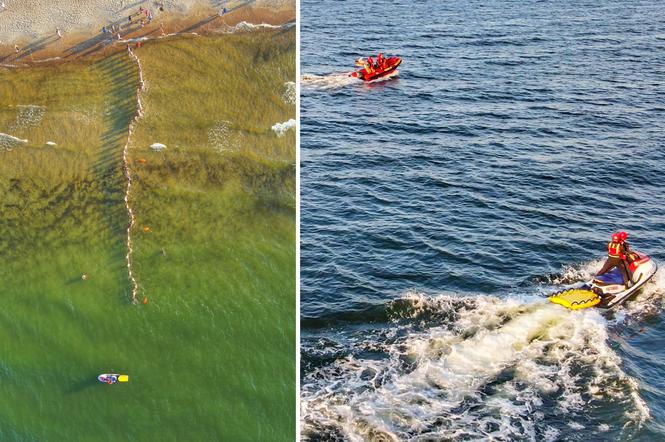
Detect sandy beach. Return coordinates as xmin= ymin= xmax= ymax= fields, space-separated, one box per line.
xmin=0 ymin=0 xmax=294 ymax=64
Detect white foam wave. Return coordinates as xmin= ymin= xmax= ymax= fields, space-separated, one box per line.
xmin=8 ymin=104 xmax=46 ymax=132
xmin=302 ymin=288 xmax=653 ymax=440
xmin=33 ymin=57 xmax=62 ymax=63
xmin=208 ymin=121 xmax=241 ymax=152
xmin=283 ymin=81 xmax=296 ymax=105
xmin=0 ymin=132 xmax=28 ymax=150
xmin=271 ymin=119 xmax=296 ymax=136
xmin=220 ymin=21 xmax=294 ymax=34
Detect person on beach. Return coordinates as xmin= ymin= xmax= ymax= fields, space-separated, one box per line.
xmin=0 ymin=2 xmax=6 ymax=11
xmin=14 ymin=44 xmax=19 ymax=53
xmin=56 ymin=27 xmax=62 ymax=39
xmin=128 ymin=14 xmax=132 ymax=23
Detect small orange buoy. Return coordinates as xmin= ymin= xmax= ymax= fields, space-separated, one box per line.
xmin=143 ymin=226 xmax=151 ymax=233
xmin=142 ymin=297 xmax=148 ymax=305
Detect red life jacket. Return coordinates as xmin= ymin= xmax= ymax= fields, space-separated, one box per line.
xmin=607 ymin=241 xmax=622 ymax=258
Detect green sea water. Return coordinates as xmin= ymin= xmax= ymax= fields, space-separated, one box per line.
xmin=0 ymin=29 xmax=295 ymax=441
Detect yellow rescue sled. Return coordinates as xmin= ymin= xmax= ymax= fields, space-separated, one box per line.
xmin=548 ymin=289 xmax=601 ymax=310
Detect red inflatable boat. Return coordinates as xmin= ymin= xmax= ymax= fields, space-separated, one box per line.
xmin=351 ymin=56 xmax=402 ymax=82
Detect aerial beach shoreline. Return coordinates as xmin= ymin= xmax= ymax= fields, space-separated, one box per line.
xmin=0 ymin=0 xmax=295 ymax=438
xmin=0 ymin=0 xmax=294 ymax=65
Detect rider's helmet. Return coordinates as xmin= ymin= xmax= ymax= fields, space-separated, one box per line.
xmin=612 ymin=233 xmax=620 ymax=242
xmin=619 ymin=231 xmax=628 ymax=242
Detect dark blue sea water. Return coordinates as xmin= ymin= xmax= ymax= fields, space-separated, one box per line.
xmin=300 ymin=0 xmax=665 ymax=440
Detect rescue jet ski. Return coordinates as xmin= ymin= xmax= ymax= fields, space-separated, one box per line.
xmin=549 ymin=251 xmax=658 ymax=310
xmin=351 ymin=56 xmax=401 ymax=82
xmin=98 ymin=373 xmax=128 ymax=384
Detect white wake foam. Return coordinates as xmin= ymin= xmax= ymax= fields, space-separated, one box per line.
xmin=302 ymin=282 xmax=659 ymax=440
xmin=301 ymin=73 xmax=359 ymax=90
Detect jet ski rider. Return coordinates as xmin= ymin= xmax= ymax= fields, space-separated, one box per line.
xmin=596 ymin=232 xmax=631 ymax=285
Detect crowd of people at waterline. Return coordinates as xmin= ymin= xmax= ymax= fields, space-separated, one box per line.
xmin=4 ymin=3 xmax=162 ymax=54
xmin=3 ymin=2 xmax=229 ymax=55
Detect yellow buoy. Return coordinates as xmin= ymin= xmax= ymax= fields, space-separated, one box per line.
xmin=118 ymin=375 xmax=129 ymax=382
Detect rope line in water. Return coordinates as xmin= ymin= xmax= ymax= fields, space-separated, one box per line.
xmin=123 ymin=46 xmax=145 ymax=304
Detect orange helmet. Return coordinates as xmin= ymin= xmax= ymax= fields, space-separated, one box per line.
xmin=612 ymin=233 xmax=620 ymax=242
xmin=619 ymin=231 xmax=628 ymax=242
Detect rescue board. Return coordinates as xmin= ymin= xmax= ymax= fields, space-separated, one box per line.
xmin=548 ymin=289 xmax=600 ymax=310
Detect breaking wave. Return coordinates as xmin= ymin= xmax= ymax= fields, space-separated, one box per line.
xmin=0 ymin=132 xmax=28 ymax=151
xmin=7 ymin=104 xmax=46 ymax=132
xmin=272 ymin=118 xmax=296 ymax=136
xmin=283 ymin=81 xmax=296 ymax=105
xmin=219 ymin=21 xmax=295 ymax=34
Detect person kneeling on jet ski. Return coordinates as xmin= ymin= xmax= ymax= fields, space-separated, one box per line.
xmin=596 ymin=232 xmax=631 ymax=286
